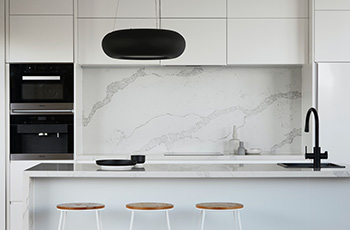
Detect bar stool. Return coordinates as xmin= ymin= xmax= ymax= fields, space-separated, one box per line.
xmin=56 ymin=202 xmax=105 ymax=230
xmin=196 ymin=202 xmax=243 ymax=230
xmin=126 ymin=202 xmax=174 ymax=230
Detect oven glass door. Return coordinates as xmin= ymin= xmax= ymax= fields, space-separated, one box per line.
xmin=21 ymin=79 xmax=64 ymax=101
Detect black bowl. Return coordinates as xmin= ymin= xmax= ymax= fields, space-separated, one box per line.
xmin=130 ymin=155 xmax=146 ymax=164
xmin=96 ymin=159 xmax=136 ymax=166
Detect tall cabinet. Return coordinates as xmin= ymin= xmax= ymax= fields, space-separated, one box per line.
xmin=315 ymin=0 xmax=350 ymax=163
xmin=318 ymin=64 xmax=350 ymax=164
xmin=315 ymin=1 xmax=350 ymax=62
xmin=0 ymin=0 xmax=6 ymax=229
xmin=6 ymin=2 xmax=74 ymax=230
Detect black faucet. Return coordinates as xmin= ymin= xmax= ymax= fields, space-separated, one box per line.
xmin=304 ymin=107 xmax=328 ymax=170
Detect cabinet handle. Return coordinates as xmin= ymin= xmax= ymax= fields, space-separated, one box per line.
xmin=38 ymin=133 xmax=48 ymax=137
xmin=22 ymin=76 xmax=61 ymax=81
xmin=11 ymin=109 xmax=73 ymax=114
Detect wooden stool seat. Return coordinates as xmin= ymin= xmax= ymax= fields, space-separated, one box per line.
xmin=57 ymin=203 xmax=105 ymax=211
xmin=126 ymin=202 xmax=174 ymax=210
xmin=196 ymin=202 xmax=244 ymax=230
xmin=56 ymin=203 xmax=105 ymax=230
xmin=126 ymin=202 xmax=174 ymax=230
xmin=196 ymin=202 xmax=244 ymax=210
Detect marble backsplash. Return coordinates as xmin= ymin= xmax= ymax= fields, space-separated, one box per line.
xmin=81 ymin=66 xmax=302 ymax=156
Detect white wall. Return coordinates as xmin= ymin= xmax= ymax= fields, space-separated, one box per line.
xmin=80 ymin=66 xmax=302 ymax=158
xmin=0 ymin=0 xmax=6 ymax=229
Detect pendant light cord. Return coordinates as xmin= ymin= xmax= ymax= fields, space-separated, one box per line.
xmin=155 ymin=0 xmax=161 ymax=29
xmin=159 ymin=0 xmax=162 ymax=29
xmin=113 ymin=0 xmax=121 ymax=30
xmin=113 ymin=0 xmax=161 ymax=30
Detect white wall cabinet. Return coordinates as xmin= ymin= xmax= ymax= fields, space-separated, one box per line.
xmin=77 ymin=0 xmax=309 ymax=65
xmin=78 ymin=0 xmax=157 ymax=18
xmin=315 ymin=0 xmax=350 ymax=10
xmin=8 ymin=16 xmax=73 ymax=63
xmin=161 ymin=19 xmax=226 ymax=65
xmin=315 ymin=11 xmax=350 ymax=62
xmin=161 ymin=0 xmax=226 ymax=18
xmin=10 ymin=0 xmax=73 ymax=15
xmin=78 ymin=19 xmax=159 ymax=65
xmin=228 ymin=0 xmax=308 ymax=18
xmin=228 ymin=19 xmax=308 ymax=64
xmin=227 ymin=0 xmax=308 ymax=65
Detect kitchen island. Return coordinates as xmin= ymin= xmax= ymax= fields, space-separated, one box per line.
xmin=24 ymin=163 xmax=350 ymax=230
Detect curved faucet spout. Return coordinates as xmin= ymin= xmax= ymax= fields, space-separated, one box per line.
xmin=304 ymin=107 xmax=319 ymax=148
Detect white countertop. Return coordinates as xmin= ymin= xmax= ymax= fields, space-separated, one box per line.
xmin=25 ymin=162 xmax=350 ymax=178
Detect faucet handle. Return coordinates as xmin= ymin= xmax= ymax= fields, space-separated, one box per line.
xmin=321 ymin=151 xmax=328 ymax=159
xmin=305 ymin=146 xmax=314 ymax=159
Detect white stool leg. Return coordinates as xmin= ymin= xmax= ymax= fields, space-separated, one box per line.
xmin=198 ymin=210 xmax=205 ymax=230
xmin=129 ymin=210 xmax=135 ymax=230
xmin=237 ymin=211 xmax=242 ymax=230
xmin=96 ymin=210 xmax=103 ymax=230
xmin=165 ymin=210 xmax=171 ymax=230
xmin=58 ymin=211 xmax=67 ymax=230
xmin=233 ymin=211 xmax=237 ymax=230
xmin=62 ymin=211 xmax=67 ymax=230
xmin=58 ymin=211 xmax=63 ymax=230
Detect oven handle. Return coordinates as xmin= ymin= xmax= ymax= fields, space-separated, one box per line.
xmin=11 ymin=109 xmax=73 ymax=114
xmin=22 ymin=76 xmax=61 ymax=81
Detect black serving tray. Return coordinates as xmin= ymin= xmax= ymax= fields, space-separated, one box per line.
xmin=96 ymin=159 xmax=136 ymax=166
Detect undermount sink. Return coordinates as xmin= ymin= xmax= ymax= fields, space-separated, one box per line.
xmin=278 ymin=163 xmax=345 ymax=168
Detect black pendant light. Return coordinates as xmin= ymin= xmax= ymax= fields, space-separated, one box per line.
xmin=102 ymin=28 xmax=186 ymax=60
xmin=101 ymin=0 xmax=186 ymax=60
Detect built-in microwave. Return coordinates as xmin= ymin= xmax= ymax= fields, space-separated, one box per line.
xmin=10 ymin=63 xmax=73 ymax=106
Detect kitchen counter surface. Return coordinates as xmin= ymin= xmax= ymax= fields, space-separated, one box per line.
xmin=25 ymin=162 xmax=350 ymax=178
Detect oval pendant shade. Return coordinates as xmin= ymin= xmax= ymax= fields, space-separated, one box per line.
xmin=102 ymin=29 xmax=186 ymax=60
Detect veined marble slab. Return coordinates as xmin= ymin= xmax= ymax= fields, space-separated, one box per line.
xmin=81 ymin=66 xmax=302 ymax=156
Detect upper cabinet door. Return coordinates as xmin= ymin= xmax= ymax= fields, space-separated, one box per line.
xmin=78 ymin=19 xmax=159 ymax=65
xmin=228 ymin=19 xmax=308 ymax=64
xmin=78 ymin=0 xmax=157 ymax=18
xmin=10 ymin=0 xmax=73 ymax=15
xmin=161 ymin=0 xmax=226 ymax=18
xmin=315 ymin=0 xmax=350 ymax=10
xmin=315 ymin=11 xmax=350 ymax=62
xmin=228 ymin=0 xmax=308 ymax=18
xmin=9 ymin=16 xmax=73 ymax=63
xmin=160 ymin=19 xmax=226 ymax=65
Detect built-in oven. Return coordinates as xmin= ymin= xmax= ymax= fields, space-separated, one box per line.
xmin=10 ymin=114 xmax=74 ymax=160
xmin=10 ymin=63 xmax=73 ymax=114
xmin=9 ymin=63 xmax=74 ymax=160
